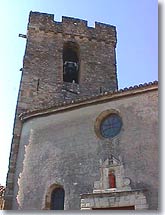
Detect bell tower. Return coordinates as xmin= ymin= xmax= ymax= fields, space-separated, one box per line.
xmin=5 ymin=11 xmax=118 ymax=209
xmin=19 ymin=11 xmax=118 ymax=111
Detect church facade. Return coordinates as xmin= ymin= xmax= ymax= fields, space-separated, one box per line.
xmin=4 ymin=11 xmax=158 ymax=210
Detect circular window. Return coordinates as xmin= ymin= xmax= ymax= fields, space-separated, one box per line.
xmin=100 ymin=114 xmax=122 ymax=138
xmin=94 ymin=110 xmax=122 ymax=139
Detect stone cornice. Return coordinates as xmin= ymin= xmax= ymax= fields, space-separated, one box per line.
xmin=80 ymin=188 xmax=148 ymax=198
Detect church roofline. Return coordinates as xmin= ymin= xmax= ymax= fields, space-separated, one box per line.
xmin=19 ymin=80 xmax=158 ymax=121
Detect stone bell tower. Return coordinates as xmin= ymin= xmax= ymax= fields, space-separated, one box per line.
xmin=5 ymin=11 xmax=118 ymax=209
xmin=20 ymin=11 xmax=118 ymax=109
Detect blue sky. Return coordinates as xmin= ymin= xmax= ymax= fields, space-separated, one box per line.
xmin=0 ymin=0 xmax=158 ymax=186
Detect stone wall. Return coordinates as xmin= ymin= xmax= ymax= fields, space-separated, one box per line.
xmin=12 ymin=88 xmax=158 ymax=209
xmin=0 ymin=186 xmax=5 ymax=209
xmin=4 ymin=11 xmax=118 ymax=209
xmin=22 ymin=11 xmax=117 ymax=110
xmin=81 ymin=190 xmax=148 ymax=210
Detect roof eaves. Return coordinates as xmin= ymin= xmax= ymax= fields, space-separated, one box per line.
xmin=19 ymin=80 xmax=158 ymax=121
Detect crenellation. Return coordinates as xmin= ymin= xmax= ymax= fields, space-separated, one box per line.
xmin=27 ymin=11 xmax=117 ymax=44
xmin=62 ymin=16 xmax=88 ymax=26
xmin=29 ymin=11 xmax=54 ymax=25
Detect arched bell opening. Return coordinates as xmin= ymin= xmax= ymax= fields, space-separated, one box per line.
xmin=63 ymin=41 xmax=80 ymax=84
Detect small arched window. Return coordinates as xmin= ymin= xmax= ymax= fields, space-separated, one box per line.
xmin=50 ymin=187 xmax=65 ymax=210
xmin=63 ymin=42 xmax=80 ymax=84
xmin=109 ymin=171 xmax=116 ymax=188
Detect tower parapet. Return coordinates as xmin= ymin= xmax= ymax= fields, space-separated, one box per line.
xmin=28 ymin=11 xmax=117 ymax=45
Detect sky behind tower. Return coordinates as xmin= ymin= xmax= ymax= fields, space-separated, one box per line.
xmin=0 ymin=0 xmax=158 ymax=186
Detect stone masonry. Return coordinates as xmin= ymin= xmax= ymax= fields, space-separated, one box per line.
xmin=5 ymin=11 xmax=118 ymax=209
xmin=22 ymin=11 xmax=118 ymax=110
xmin=4 ymin=11 xmax=158 ymax=210
xmin=80 ymin=156 xmax=148 ymax=210
xmin=11 ymin=86 xmax=158 ymax=209
xmin=81 ymin=190 xmax=148 ymax=210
